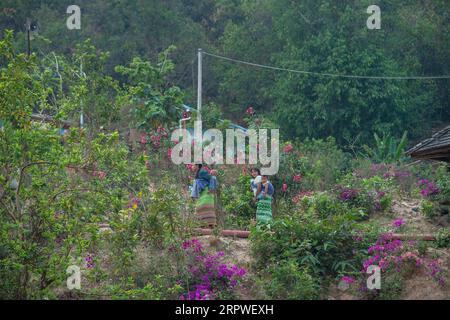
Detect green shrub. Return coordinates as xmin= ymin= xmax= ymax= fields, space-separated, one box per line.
xmin=273 ymin=137 xmax=349 ymax=195
xmin=220 ymin=174 xmax=256 ymax=227
xmin=298 ymin=192 xmax=366 ymax=220
xmin=435 ymin=229 xmax=450 ymax=249
xmin=264 ymin=261 xmax=320 ymax=300
xmin=108 ymin=283 xmax=164 ymax=300
xmin=435 ymin=166 xmax=450 ymax=202
xmin=421 ymin=199 xmax=439 ymax=219
xmin=377 ymin=272 xmax=405 ymax=300
xmin=250 ymin=209 xmax=367 ymax=279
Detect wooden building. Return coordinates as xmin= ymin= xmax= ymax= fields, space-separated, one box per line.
xmin=406 ymin=126 xmax=450 ymax=163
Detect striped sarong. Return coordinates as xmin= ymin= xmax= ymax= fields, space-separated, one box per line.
xmin=195 ymin=187 xmax=216 ymax=227
xmin=256 ymin=196 xmax=273 ymax=225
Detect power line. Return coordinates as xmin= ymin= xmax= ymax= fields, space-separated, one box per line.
xmin=203 ymin=51 xmax=450 ymax=80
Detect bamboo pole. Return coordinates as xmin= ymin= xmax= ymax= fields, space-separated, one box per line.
xmin=193 ymin=228 xmax=251 ymax=238
xmin=192 ymin=230 xmax=448 ymax=241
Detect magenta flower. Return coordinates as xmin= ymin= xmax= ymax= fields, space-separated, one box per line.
xmin=85 ymin=253 xmax=95 ymax=269
xmin=392 ymin=218 xmax=405 ymax=228
xmin=418 ymin=179 xmax=440 ymax=197
xmin=377 ymin=191 xmax=386 ymax=198
xmin=182 ymin=238 xmax=203 ymax=253
xmin=341 ymin=276 xmax=355 ymax=284
xmin=179 ymin=239 xmax=246 ymax=300
xmin=337 ymin=187 xmax=359 ymax=201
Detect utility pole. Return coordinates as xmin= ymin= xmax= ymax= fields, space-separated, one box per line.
xmin=197 ymin=48 xmax=202 ymax=120
xmin=194 ymin=48 xmax=203 ymax=164
xmin=80 ymin=60 xmax=85 ymax=128
xmin=25 ymin=19 xmax=31 ymax=58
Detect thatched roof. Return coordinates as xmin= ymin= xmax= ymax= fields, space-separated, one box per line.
xmin=406 ymin=126 xmax=450 ymax=162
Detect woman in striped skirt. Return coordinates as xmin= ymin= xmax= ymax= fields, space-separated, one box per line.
xmin=191 ymin=164 xmax=217 ymax=228
xmin=255 ymin=175 xmax=274 ymax=226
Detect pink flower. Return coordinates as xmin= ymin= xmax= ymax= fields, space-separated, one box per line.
xmin=293 ymin=175 xmax=302 ymax=183
xmin=167 ymin=148 xmax=172 ymax=159
xmin=151 ymin=135 xmax=161 ymax=149
xmin=246 ymin=106 xmax=254 ymax=116
xmin=92 ymin=171 xmax=106 ymax=180
xmin=283 ymin=144 xmax=293 ymax=153
xmin=140 ymin=133 xmax=147 ymax=145
xmin=379 ymin=258 xmax=389 ymax=270
xmin=282 ymin=183 xmax=288 ymax=192
xmin=98 ymin=171 xmax=106 ymax=180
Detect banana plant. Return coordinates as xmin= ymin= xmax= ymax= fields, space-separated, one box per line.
xmin=361 ymin=131 xmax=408 ymax=164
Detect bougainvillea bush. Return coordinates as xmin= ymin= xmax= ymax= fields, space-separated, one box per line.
xmin=335 ymin=175 xmax=394 ymax=216
xmin=417 ymin=165 xmax=450 ymax=219
xmin=340 ymin=231 xmax=448 ymax=300
xmin=178 ymin=239 xmax=246 ymax=300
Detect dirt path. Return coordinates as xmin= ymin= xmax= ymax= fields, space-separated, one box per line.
xmin=197 ymin=235 xmax=259 ymax=299
xmin=372 ymin=197 xmax=441 ymax=233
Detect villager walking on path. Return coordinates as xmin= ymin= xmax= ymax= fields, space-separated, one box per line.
xmin=191 ymin=164 xmax=218 ymax=227
xmin=250 ymin=168 xmax=274 ymax=226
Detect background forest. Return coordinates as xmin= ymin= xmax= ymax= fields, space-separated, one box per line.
xmin=1 ymin=0 xmax=449 ymax=146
